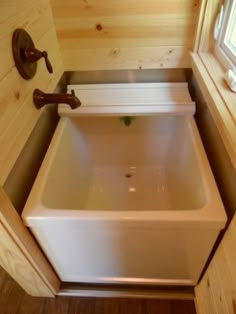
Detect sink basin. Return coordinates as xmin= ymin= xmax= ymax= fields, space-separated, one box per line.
xmin=22 ymin=115 xmax=226 ymax=285
xmin=32 ymin=116 xmax=206 ymax=212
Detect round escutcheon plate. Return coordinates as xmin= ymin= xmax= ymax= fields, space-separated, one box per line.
xmin=12 ymin=28 xmax=37 ymax=80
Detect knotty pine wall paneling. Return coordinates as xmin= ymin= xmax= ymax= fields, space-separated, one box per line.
xmin=50 ymin=0 xmax=200 ymax=71
xmin=0 ymin=0 xmax=64 ymax=186
xmin=195 ymin=215 xmax=236 ymax=314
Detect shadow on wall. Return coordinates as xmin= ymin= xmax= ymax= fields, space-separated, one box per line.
xmin=4 ymin=105 xmax=59 ymax=215
xmin=189 ymin=76 xmax=236 ymax=220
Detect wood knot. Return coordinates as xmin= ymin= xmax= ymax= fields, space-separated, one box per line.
xmin=15 ymin=91 xmax=20 ymax=100
xmin=110 ymin=49 xmax=120 ymax=56
xmin=233 ymin=299 xmax=236 ymax=314
xmin=95 ymin=23 xmax=103 ymax=31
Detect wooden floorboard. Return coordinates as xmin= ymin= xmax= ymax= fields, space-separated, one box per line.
xmin=94 ymin=298 xmax=120 ymax=314
xmin=16 ymin=294 xmax=45 ymax=314
xmin=0 ymin=275 xmax=24 ymax=314
xmin=146 ymin=299 xmax=172 ymax=313
xmin=67 ymin=297 xmax=95 ymax=314
xmin=43 ymin=296 xmax=70 ymax=314
xmin=118 ymin=298 xmax=146 ymax=314
xmin=0 ymin=266 xmax=196 ymax=314
xmin=0 ymin=267 xmax=6 ymax=290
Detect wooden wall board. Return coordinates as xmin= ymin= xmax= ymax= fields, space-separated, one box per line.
xmin=51 ymin=1 xmax=199 ymax=17
xmin=193 ymin=0 xmax=208 ymax=52
xmin=0 ymin=0 xmax=64 ymax=186
xmin=50 ymin=0 xmax=200 ymax=70
xmin=195 ymin=215 xmax=236 ymax=314
xmin=0 ymin=188 xmax=60 ymax=296
xmin=59 ymin=46 xmax=190 ymax=71
xmin=0 ymin=221 xmax=54 ymax=297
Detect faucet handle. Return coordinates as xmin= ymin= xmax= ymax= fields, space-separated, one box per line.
xmin=41 ymin=51 xmax=53 ymax=74
xmin=24 ymin=48 xmax=53 ymax=74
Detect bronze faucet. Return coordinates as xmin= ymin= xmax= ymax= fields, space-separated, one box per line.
xmin=33 ymin=89 xmax=82 ymax=109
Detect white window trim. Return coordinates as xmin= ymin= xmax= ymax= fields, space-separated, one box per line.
xmin=214 ymin=0 xmax=236 ymax=71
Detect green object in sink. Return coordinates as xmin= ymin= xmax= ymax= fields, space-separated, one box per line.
xmin=120 ymin=116 xmax=135 ymax=126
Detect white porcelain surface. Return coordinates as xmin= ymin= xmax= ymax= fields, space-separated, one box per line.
xmin=22 ymin=116 xmax=227 ymax=285
xmin=60 ymin=83 xmax=196 ymax=116
xmin=43 ymin=117 xmax=206 ymax=211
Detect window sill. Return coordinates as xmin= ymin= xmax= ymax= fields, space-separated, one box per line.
xmin=191 ymin=52 xmax=236 ymax=171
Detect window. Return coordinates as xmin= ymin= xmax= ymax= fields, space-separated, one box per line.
xmin=215 ymin=0 xmax=236 ymax=70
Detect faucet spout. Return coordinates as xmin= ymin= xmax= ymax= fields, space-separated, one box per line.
xmin=33 ymin=89 xmax=82 ymax=110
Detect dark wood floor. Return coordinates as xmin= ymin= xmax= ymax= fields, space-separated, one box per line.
xmin=0 ymin=266 xmax=196 ymax=314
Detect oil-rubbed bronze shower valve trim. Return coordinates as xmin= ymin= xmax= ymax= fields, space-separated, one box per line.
xmin=12 ymin=28 xmax=53 ymax=80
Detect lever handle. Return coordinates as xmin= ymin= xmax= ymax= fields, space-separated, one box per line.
xmin=24 ymin=48 xmax=53 ymax=74
xmin=41 ymin=51 xmax=53 ymax=74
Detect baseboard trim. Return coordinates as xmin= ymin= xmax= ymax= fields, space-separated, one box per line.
xmin=58 ymin=283 xmax=195 ymax=299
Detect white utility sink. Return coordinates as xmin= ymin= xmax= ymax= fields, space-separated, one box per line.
xmin=22 ymin=83 xmax=227 ymax=286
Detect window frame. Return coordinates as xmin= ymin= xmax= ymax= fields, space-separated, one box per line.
xmin=214 ymin=0 xmax=236 ymax=70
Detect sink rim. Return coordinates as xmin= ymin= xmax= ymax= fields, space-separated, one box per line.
xmin=22 ymin=116 xmax=227 ymax=229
